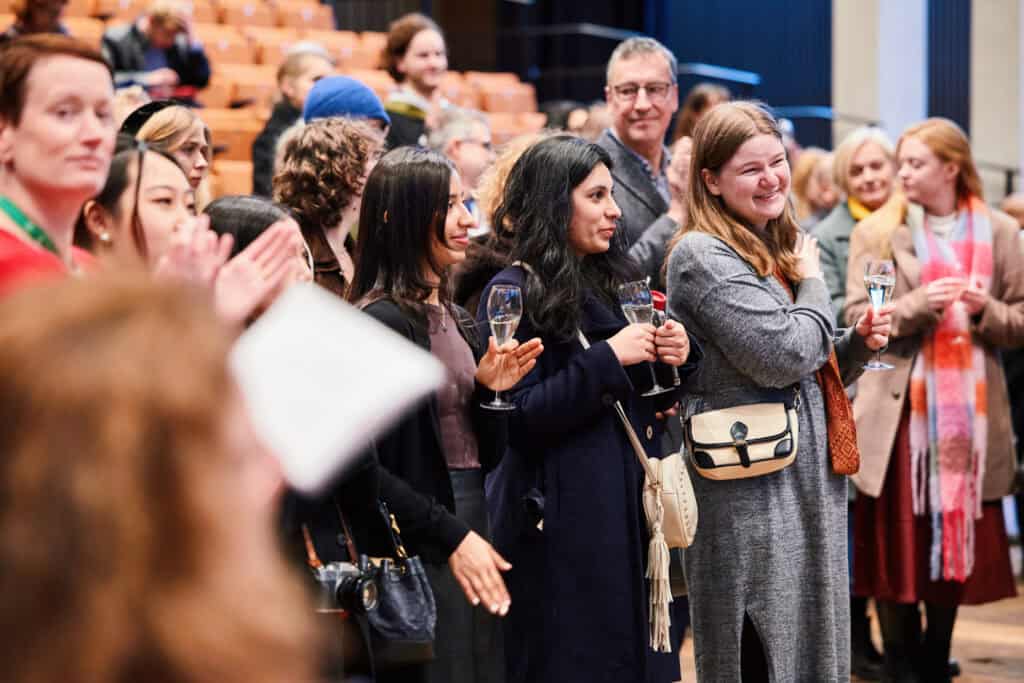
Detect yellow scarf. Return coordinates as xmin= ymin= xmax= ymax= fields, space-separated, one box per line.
xmin=848 ymin=197 xmax=872 ymax=222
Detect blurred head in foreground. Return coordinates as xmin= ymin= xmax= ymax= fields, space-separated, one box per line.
xmin=0 ymin=273 xmax=318 ymax=683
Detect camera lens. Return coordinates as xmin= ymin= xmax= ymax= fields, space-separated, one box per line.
xmin=335 ymin=574 xmax=379 ymax=613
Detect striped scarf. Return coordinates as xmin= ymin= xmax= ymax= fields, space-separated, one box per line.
xmin=908 ymin=196 xmax=993 ymax=583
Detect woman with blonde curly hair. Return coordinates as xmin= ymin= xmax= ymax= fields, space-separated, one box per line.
xmin=0 ymin=273 xmax=319 ymax=683
xmin=273 ymin=116 xmax=384 ymax=297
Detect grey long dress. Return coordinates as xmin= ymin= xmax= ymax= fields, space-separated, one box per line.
xmin=666 ymin=232 xmax=874 ymax=682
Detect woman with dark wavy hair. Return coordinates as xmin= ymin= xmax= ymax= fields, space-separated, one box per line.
xmin=477 ymin=134 xmax=698 ymax=683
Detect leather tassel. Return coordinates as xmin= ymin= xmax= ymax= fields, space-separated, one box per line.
xmin=646 ymin=497 xmax=673 ymax=653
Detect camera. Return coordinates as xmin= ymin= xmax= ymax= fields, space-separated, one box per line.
xmin=313 ymin=555 xmax=380 ymax=613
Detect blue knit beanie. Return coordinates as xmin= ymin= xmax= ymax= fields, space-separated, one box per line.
xmin=303 ymin=76 xmax=391 ymax=127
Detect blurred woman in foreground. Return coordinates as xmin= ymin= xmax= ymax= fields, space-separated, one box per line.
xmin=0 ymin=274 xmax=319 ymax=682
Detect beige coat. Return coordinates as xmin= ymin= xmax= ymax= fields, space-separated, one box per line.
xmin=844 ymin=206 xmax=1024 ymax=501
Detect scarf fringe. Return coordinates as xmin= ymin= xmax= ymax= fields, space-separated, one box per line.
xmin=908 ymin=198 xmax=992 ymax=584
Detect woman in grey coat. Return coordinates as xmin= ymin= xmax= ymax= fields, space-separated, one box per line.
xmin=665 ymin=102 xmax=893 ymax=682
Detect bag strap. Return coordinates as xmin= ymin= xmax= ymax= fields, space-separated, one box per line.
xmin=576 ymin=329 xmax=660 ymax=484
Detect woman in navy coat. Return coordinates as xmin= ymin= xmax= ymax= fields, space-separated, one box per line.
xmin=476 ymin=135 xmax=700 ymax=683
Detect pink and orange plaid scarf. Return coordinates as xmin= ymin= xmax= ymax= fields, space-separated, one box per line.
xmin=908 ymin=196 xmax=993 ymax=583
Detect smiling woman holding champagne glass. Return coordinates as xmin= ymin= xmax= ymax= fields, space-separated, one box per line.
xmin=845 ymin=117 xmax=1024 ymax=683
xmin=345 ymin=146 xmax=542 ymax=683
xmin=477 ymin=135 xmax=699 ymax=683
xmin=666 ymin=102 xmax=892 ymax=682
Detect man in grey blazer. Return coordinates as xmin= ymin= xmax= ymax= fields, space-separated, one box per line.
xmin=597 ymin=37 xmax=689 ymax=287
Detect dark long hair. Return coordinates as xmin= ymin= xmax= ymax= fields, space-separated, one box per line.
xmin=204 ymin=195 xmax=293 ymax=258
xmin=346 ymin=147 xmax=454 ymax=325
xmin=493 ymin=135 xmax=635 ymax=341
xmin=74 ymin=134 xmax=185 ymax=258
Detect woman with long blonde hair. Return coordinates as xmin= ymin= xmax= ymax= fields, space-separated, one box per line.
xmin=666 ymin=101 xmax=892 ymax=682
xmin=134 ymin=103 xmax=212 ymax=209
xmin=845 ymin=118 xmax=1023 ymax=682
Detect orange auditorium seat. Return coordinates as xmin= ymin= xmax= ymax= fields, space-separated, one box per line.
xmin=64 ymin=16 xmax=106 ymax=47
xmin=194 ymin=24 xmax=256 ymax=65
xmin=220 ymin=0 xmax=276 ymax=28
xmin=276 ymin=1 xmax=334 ymax=32
xmin=211 ymin=160 xmax=254 ymax=197
xmin=358 ymin=31 xmax=386 ymax=56
xmin=191 ymin=0 xmax=218 ymax=24
xmin=223 ymin=64 xmax=279 ymax=109
xmin=465 ymin=71 xmax=520 ymax=89
xmin=481 ymin=82 xmax=538 ymax=114
xmin=197 ymin=77 xmax=235 ymax=108
xmin=301 ymin=29 xmax=358 ymax=66
xmin=439 ymin=72 xmax=480 ymax=109
xmin=104 ymin=0 xmax=142 ymax=22
xmin=0 ymin=0 xmax=9 ymax=14
xmin=242 ymin=26 xmax=304 ymax=66
xmin=344 ymin=68 xmax=394 ymax=102
xmin=206 ymin=116 xmax=263 ymax=163
xmin=0 ymin=13 xmax=13 ymax=28
xmin=63 ymin=0 xmax=94 ymax=18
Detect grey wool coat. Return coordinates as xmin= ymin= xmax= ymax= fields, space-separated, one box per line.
xmin=666 ymin=232 xmax=875 ymax=683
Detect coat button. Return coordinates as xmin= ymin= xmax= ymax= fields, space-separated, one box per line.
xmin=646 ymin=425 xmax=654 ymax=440
xmin=891 ymin=391 xmax=901 ymax=400
xmin=602 ymin=393 xmax=615 ymax=406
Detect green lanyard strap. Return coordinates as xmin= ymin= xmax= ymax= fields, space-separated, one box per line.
xmin=0 ymin=196 xmax=59 ymax=256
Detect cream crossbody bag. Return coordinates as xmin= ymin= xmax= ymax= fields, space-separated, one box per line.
xmin=576 ymin=330 xmax=697 ymax=654
xmin=685 ymin=388 xmax=800 ymax=480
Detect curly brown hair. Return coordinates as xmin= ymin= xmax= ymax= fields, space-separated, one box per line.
xmin=272 ymin=117 xmax=383 ymax=234
xmin=0 ymin=273 xmax=319 ymax=683
xmin=380 ymin=12 xmax=444 ymax=82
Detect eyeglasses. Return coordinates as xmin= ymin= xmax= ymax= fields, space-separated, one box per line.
xmin=610 ymin=81 xmax=675 ymax=104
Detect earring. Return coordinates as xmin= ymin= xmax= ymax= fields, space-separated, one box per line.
xmin=99 ymin=232 xmax=112 ymax=245
xmin=383 ymin=210 xmax=389 ymax=223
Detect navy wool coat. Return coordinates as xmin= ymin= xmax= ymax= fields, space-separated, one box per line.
xmin=478 ymin=265 xmax=699 ymax=683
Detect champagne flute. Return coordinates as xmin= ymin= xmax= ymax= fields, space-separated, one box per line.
xmin=481 ymin=284 xmax=522 ymax=411
xmin=617 ymin=280 xmax=674 ymax=397
xmin=863 ymin=259 xmax=895 ymax=371
xmin=949 ymin=260 xmax=969 ymax=345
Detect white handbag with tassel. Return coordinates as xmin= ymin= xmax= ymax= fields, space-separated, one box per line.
xmin=576 ymin=331 xmax=698 ymax=653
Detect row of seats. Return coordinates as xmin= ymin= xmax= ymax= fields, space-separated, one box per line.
xmin=203 ymin=106 xmax=546 ymax=163
xmin=12 ymin=0 xmax=336 ymax=32
xmin=208 ymin=103 xmax=547 ymax=199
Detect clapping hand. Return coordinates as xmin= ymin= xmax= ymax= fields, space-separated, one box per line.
xmin=214 ymin=221 xmax=301 ymax=325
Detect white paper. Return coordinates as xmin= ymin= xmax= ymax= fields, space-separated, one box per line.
xmin=229 ymin=283 xmax=445 ymax=494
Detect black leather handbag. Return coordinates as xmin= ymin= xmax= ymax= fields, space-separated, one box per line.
xmin=303 ymin=500 xmax=437 ymax=668
xmin=363 ymin=501 xmax=437 ymax=667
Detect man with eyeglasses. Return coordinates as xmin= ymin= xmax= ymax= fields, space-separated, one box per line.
xmin=597 ymin=37 xmax=690 ymax=284
xmin=427 ymin=107 xmax=495 ymax=235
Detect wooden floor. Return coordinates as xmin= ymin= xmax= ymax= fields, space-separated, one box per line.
xmin=675 ymin=583 xmax=1024 ymax=682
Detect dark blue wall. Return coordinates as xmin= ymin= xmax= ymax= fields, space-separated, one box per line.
xmin=647 ymin=0 xmax=833 ymax=148
xmin=927 ymin=0 xmax=971 ymax=133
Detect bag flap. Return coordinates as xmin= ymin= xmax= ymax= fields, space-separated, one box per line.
xmin=688 ymin=402 xmax=791 ymax=448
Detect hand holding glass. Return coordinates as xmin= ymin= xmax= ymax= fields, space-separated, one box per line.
xmin=617 ymin=280 xmax=674 ymax=397
xmin=863 ymin=259 xmax=895 ymax=371
xmin=481 ymin=285 xmax=522 ymax=411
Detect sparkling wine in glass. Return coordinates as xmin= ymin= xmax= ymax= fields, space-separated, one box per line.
xmin=481 ymin=284 xmax=522 ymax=411
xmin=617 ymin=280 xmax=674 ymax=397
xmin=863 ymin=259 xmax=895 ymax=371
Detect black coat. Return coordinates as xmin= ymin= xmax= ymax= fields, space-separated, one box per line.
xmin=479 ymin=266 xmax=700 ymax=683
xmin=100 ymin=23 xmax=211 ymax=89
xmin=251 ymin=100 xmax=301 ymax=197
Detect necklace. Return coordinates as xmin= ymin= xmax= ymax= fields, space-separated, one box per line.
xmin=0 ymin=196 xmax=59 ymax=256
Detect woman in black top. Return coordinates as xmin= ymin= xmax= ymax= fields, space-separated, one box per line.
xmin=343 ymin=147 xmax=541 ymax=683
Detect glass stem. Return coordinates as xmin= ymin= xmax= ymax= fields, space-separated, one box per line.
xmin=493 ymin=388 xmax=504 ymax=405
